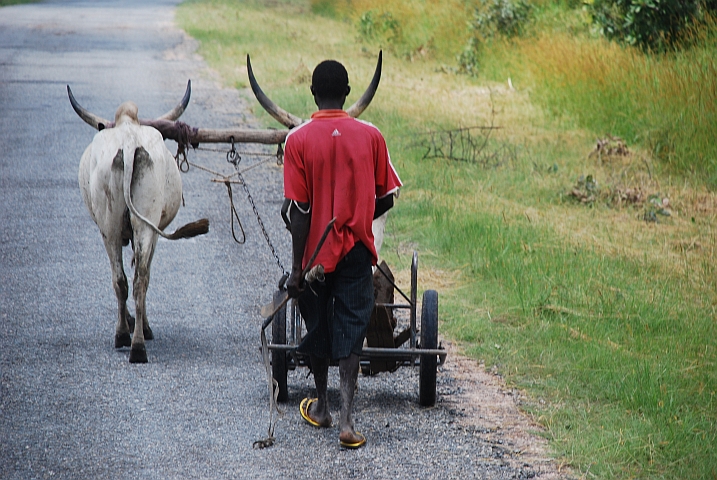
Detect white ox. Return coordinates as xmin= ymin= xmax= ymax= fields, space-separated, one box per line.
xmin=70 ymin=86 xmax=208 ymax=363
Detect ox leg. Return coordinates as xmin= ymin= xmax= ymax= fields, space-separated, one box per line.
xmin=128 ymin=231 xmax=157 ymax=364
xmin=103 ymin=237 xmax=132 ymax=349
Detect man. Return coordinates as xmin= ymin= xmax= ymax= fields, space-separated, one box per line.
xmin=283 ymin=59 xmax=401 ymax=449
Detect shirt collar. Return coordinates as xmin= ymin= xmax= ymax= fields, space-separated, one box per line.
xmin=310 ymin=110 xmax=350 ymax=120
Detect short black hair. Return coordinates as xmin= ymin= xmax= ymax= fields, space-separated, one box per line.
xmin=311 ymin=60 xmax=349 ymax=99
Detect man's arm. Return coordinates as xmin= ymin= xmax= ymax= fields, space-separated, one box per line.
xmin=280 ymin=198 xmax=292 ymax=231
xmin=374 ymin=194 xmax=394 ymax=219
xmin=287 ymin=200 xmax=311 ymax=298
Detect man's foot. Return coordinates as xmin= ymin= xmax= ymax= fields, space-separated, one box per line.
xmin=300 ymin=398 xmax=332 ymax=428
xmin=339 ymin=430 xmax=366 ymax=449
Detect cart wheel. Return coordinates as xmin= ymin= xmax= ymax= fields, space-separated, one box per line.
xmin=419 ymin=289 xmax=439 ymax=407
xmin=271 ymin=290 xmax=288 ymax=403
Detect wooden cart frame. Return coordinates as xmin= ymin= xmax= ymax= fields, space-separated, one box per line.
xmin=268 ymin=251 xmax=447 ymax=406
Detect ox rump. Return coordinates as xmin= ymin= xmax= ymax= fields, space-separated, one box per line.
xmin=71 ymin=89 xmax=209 ymax=363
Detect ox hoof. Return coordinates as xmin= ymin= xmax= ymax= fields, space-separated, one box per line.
xmin=115 ymin=332 xmax=131 ymax=349
xmin=144 ymin=326 xmax=154 ymax=341
xmin=129 ymin=345 xmax=148 ymax=363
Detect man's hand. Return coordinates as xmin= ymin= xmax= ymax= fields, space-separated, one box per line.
xmin=286 ymin=267 xmax=305 ymax=299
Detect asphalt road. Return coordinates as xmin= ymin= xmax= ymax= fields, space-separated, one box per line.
xmin=0 ymin=1 xmax=553 ymax=478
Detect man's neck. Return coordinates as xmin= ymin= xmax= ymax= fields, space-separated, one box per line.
xmin=315 ymin=96 xmax=346 ymax=111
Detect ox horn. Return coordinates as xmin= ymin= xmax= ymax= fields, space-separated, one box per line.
xmin=156 ymin=80 xmax=192 ymax=121
xmin=247 ymin=55 xmax=304 ymax=129
xmin=346 ymin=50 xmax=382 ymax=118
xmin=67 ymin=85 xmax=112 ymax=130
xmin=247 ymin=51 xmax=383 ymax=128
xmin=67 ymin=81 xmax=192 ymax=131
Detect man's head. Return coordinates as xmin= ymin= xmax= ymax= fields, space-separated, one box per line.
xmin=311 ymin=60 xmax=351 ymax=107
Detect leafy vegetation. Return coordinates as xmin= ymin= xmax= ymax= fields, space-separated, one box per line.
xmin=177 ymin=0 xmax=717 ymax=477
xmin=458 ymin=0 xmax=534 ymax=75
xmin=588 ymin=0 xmax=715 ymax=51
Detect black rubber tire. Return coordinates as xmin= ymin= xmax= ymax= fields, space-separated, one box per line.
xmin=419 ymin=289 xmax=439 ymax=406
xmin=271 ymin=291 xmax=288 ymax=403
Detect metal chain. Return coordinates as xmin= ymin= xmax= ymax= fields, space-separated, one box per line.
xmin=226 ymin=138 xmax=288 ymax=277
xmin=237 ymin=170 xmax=287 ymax=276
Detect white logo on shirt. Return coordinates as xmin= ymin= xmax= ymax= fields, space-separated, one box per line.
xmin=332 ymin=129 xmax=341 ymax=137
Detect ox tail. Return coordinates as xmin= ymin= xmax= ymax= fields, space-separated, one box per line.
xmin=122 ymin=146 xmax=209 ymax=241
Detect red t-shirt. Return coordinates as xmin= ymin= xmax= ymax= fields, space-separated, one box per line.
xmin=284 ymin=110 xmax=402 ymax=273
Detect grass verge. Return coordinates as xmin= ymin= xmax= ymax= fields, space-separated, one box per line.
xmin=0 ymin=0 xmax=41 ymax=6
xmin=177 ymin=1 xmax=717 ymax=477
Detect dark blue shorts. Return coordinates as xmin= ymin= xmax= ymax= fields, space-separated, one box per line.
xmin=297 ymin=242 xmax=373 ymax=360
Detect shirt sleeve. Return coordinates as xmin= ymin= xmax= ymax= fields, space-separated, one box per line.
xmin=374 ymin=134 xmax=402 ymax=199
xmin=283 ymin=133 xmax=310 ymax=204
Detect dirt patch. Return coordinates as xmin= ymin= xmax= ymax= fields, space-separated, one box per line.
xmin=441 ymin=343 xmax=572 ymax=479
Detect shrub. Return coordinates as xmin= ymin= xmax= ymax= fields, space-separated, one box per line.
xmin=475 ymin=0 xmax=533 ymax=38
xmin=357 ymin=9 xmax=401 ymax=44
xmin=589 ymin=0 xmax=701 ymax=51
xmin=458 ymin=0 xmax=533 ymax=75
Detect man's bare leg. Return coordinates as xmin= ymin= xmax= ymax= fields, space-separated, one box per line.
xmin=338 ymin=353 xmax=364 ymax=444
xmin=307 ymin=354 xmax=332 ymax=427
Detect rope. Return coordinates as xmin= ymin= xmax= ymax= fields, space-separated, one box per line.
xmin=253 ymin=320 xmax=285 ymax=449
xmin=253 ymin=263 xmax=324 ymax=449
xmin=224 ymin=180 xmax=246 ymax=244
xmin=173 ymin=142 xmax=288 ymax=264
xmin=173 ymin=141 xmax=290 ymax=448
xmin=225 ymin=138 xmax=288 ymax=277
xmin=196 ymin=145 xmax=282 ymax=158
xmin=181 ymin=155 xmax=274 ymax=179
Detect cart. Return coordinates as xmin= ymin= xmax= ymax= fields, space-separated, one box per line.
xmin=267 ymin=251 xmax=447 ymax=406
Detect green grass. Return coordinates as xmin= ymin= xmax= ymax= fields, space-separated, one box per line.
xmin=392 ymin=187 xmax=716 ymax=477
xmin=391 ymin=134 xmax=717 ymax=477
xmin=177 ymin=1 xmax=717 ymax=477
xmin=0 ymin=0 xmax=41 ymax=6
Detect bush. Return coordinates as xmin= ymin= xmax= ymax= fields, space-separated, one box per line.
xmin=475 ymin=0 xmax=533 ymax=38
xmin=589 ymin=0 xmax=701 ymax=51
xmin=458 ymin=0 xmax=533 ymax=75
xmin=357 ymin=9 xmax=401 ymax=44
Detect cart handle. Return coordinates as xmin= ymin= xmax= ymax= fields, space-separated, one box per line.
xmin=375 ymin=262 xmax=413 ymax=306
